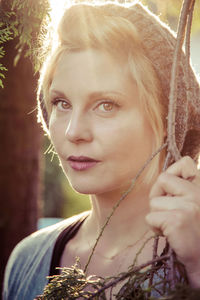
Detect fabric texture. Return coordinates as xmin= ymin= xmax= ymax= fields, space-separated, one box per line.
xmin=2 ymin=212 xmax=89 ymax=300
xmin=2 ymin=210 xmax=171 ymax=299
xmin=123 ymin=3 xmax=200 ymax=160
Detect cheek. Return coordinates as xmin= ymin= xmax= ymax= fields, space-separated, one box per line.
xmin=120 ymin=121 xmax=153 ymax=162
xmin=107 ymin=114 xmax=152 ymax=149
xmin=97 ymin=122 xmax=152 ymax=169
xmin=49 ymin=116 xmax=56 ymax=142
xmin=49 ymin=116 xmax=63 ymax=150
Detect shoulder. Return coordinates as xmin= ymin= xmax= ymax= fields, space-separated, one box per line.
xmin=3 ymin=211 xmax=90 ymax=300
xmin=17 ymin=211 xmax=90 ymax=251
xmin=7 ymin=211 xmax=89 ymax=267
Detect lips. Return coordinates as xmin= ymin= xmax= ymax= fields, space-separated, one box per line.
xmin=67 ymin=156 xmax=100 ymax=171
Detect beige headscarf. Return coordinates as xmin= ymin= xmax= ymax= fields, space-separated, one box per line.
xmin=38 ymin=2 xmax=200 ymax=161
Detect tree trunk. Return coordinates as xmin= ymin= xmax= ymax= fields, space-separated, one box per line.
xmin=0 ymin=37 xmax=42 ymax=296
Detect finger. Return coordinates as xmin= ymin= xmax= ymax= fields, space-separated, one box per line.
xmin=146 ymin=210 xmax=200 ymax=273
xmin=150 ymin=172 xmax=195 ymax=198
xmin=150 ymin=196 xmax=199 ymax=212
xmin=145 ymin=210 xmax=190 ymax=237
xmin=145 ymin=211 xmax=173 ymax=236
xmin=166 ymin=156 xmax=199 ymax=180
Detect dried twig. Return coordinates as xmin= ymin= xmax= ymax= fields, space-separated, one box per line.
xmin=84 ymin=142 xmax=167 ymax=273
xmin=148 ymin=235 xmax=159 ymax=295
xmin=166 ymin=0 xmax=196 ymax=289
xmin=185 ymin=0 xmax=195 ymax=98
xmin=88 ymin=254 xmax=170 ymax=299
xmin=167 ymin=0 xmax=194 ymax=162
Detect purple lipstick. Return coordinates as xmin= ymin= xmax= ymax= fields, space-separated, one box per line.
xmin=67 ymin=156 xmax=100 ymax=171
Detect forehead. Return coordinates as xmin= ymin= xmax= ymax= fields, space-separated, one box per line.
xmin=50 ymin=49 xmax=135 ymax=94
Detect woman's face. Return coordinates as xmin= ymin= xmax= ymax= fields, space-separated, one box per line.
xmin=49 ymin=49 xmax=154 ymax=195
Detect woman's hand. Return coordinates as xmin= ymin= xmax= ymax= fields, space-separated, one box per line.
xmin=146 ymin=156 xmax=200 ymax=288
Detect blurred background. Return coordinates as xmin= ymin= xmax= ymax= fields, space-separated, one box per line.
xmin=0 ymin=0 xmax=200 ymax=297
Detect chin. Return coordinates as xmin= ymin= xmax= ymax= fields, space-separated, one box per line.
xmin=69 ymin=182 xmax=97 ymax=195
xmin=69 ymin=180 xmax=127 ymax=197
xmin=69 ymin=181 xmax=115 ymax=196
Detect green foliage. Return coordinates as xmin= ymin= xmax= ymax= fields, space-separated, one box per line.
xmin=0 ymin=10 xmax=15 ymax=87
xmin=0 ymin=64 xmax=6 ymax=88
xmin=0 ymin=0 xmax=50 ymax=87
xmin=11 ymin=0 xmax=50 ymax=68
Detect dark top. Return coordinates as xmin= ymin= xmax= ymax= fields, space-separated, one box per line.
xmin=49 ymin=216 xmax=87 ymax=276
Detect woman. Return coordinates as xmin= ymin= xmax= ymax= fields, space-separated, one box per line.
xmin=3 ymin=1 xmax=200 ymax=299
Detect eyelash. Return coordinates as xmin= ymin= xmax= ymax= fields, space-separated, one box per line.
xmin=51 ymin=98 xmax=120 ymax=112
xmin=51 ymin=98 xmax=70 ymax=110
xmin=95 ymin=100 xmax=120 ymax=112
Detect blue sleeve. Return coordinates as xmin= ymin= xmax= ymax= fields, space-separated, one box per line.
xmin=2 ymin=222 xmax=63 ymax=300
xmin=2 ymin=213 xmax=89 ymax=300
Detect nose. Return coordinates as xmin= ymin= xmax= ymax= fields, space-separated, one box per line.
xmin=65 ymin=111 xmax=93 ymax=143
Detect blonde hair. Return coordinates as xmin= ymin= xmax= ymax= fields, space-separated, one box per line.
xmin=38 ymin=2 xmax=167 ymax=185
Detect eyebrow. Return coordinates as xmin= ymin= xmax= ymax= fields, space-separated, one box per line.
xmin=49 ymin=89 xmax=66 ymax=98
xmin=49 ymin=89 xmax=127 ymax=100
xmin=89 ymin=91 xmax=126 ymax=99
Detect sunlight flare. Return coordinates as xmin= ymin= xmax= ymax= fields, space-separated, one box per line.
xmin=49 ymin=0 xmax=68 ymax=28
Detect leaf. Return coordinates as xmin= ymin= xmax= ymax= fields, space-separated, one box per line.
xmin=13 ymin=51 xmax=21 ymax=67
xmin=0 ymin=78 xmax=4 ymax=88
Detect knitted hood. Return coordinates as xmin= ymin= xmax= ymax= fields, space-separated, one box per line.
xmin=37 ymin=2 xmax=200 ymax=161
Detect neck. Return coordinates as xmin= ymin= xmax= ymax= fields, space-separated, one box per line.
xmin=85 ymin=182 xmax=151 ymax=247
